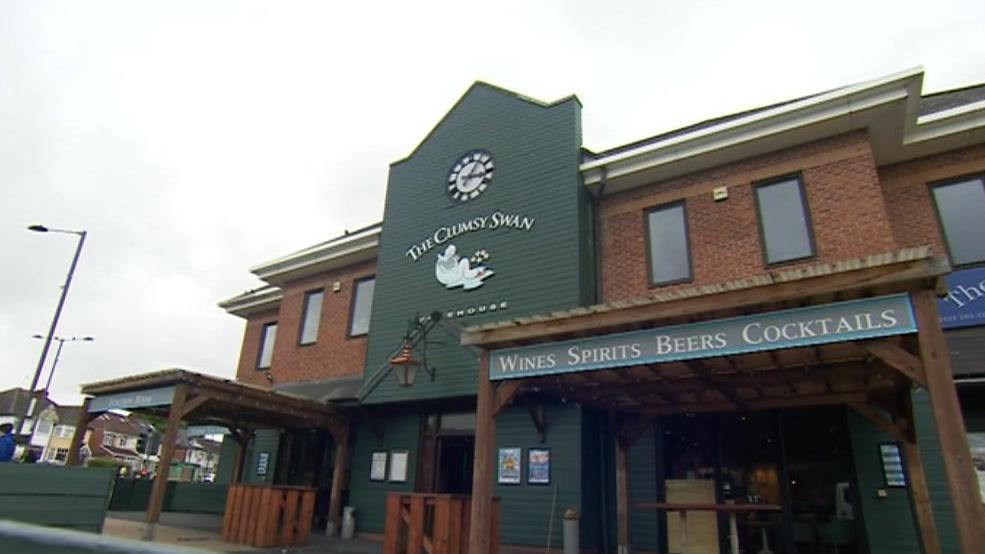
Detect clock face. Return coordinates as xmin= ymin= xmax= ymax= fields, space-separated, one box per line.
xmin=448 ymin=150 xmax=494 ymax=202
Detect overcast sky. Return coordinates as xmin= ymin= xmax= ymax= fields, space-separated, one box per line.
xmin=2 ymin=0 xmax=983 ymax=406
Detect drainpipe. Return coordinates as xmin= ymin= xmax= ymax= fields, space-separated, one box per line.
xmin=592 ymin=167 xmax=608 ymax=304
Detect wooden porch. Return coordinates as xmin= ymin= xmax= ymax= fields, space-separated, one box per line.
xmin=69 ymin=369 xmax=351 ymax=545
xmin=460 ymin=250 xmax=985 ymax=554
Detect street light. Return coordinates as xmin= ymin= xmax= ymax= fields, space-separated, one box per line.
xmin=18 ymin=225 xmax=87 ymax=439
xmin=31 ymin=335 xmax=94 ymax=397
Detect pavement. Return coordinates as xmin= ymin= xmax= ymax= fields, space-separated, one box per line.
xmin=103 ymin=511 xmax=382 ymax=554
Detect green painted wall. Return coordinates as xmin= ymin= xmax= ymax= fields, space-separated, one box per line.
xmin=628 ymin=426 xmax=661 ymax=552
xmin=348 ymin=410 xmax=421 ymax=534
xmin=0 ymin=465 xmax=114 ymax=533
xmin=215 ymin=435 xmax=237 ymax=485
xmin=244 ymin=429 xmax=280 ymax=484
xmin=363 ymin=83 xmax=591 ymax=404
xmin=493 ymin=402 xmax=583 ymax=548
xmin=848 ymin=392 xmax=960 ymax=554
xmin=580 ymin=410 xmax=604 ymax=551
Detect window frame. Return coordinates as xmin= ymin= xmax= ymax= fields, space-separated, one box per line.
xmin=347 ymin=275 xmax=376 ymax=338
xmin=256 ymin=321 xmax=277 ymax=370
xmin=929 ymin=174 xmax=985 ymax=268
xmin=753 ymin=174 xmax=817 ymax=266
xmin=643 ymin=200 xmax=694 ymax=288
xmin=298 ymin=288 xmax=325 ymax=346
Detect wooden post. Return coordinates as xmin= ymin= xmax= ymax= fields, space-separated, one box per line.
xmin=468 ymin=351 xmax=495 ymax=554
xmin=911 ymin=290 xmax=985 ymax=554
xmin=615 ymin=437 xmax=630 ymax=554
xmin=65 ymin=397 xmax=93 ymax=466
xmin=327 ymin=424 xmax=350 ymax=536
xmin=231 ymin=429 xmax=252 ymax=485
xmin=142 ymin=384 xmax=187 ymax=541
xmin=900 ymin=441 xmax=942 ymax=554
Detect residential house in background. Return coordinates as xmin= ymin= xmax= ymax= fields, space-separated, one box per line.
xmin=41 ymin=405 xmax=82 ymax=464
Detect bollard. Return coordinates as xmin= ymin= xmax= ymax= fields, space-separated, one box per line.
xmin=563 ymin=508 xmax=579 ymax=554
xmin=341 ymin=506 xmax=356 ymax=540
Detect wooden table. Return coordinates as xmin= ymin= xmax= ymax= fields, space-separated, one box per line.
xmin=636 ymin=501 xmax=782 ymax=554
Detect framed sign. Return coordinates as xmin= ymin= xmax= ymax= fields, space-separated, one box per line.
xmin=498 ymin=447 xmax=521 ymax=485
xmin=370 ymin=451 xmax=388 ymax=482
xmin=528 ymin=448 xmax=551 ymax=485
xmin=256 ymin=452 xmax=270 ymax=476
xmin=389 ymin=450 xmax=409 ymax=483
xmin=879 ymin=443 xmax=906 ymax=487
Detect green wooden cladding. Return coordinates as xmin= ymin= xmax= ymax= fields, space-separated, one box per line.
xmin=363 ymin=83 xmax=593 ymax=404
xmin=0 ymin=464 xmax=114 ymax=533
xmin=848 ymin=392 xmax=959 ymax=554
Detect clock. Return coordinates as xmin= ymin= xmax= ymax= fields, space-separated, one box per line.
xmin=448 ymin=150 xmax=494 ymax=202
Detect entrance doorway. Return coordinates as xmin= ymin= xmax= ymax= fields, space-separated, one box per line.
xmin=417 ymin=411 xmax=476 ymax=494
xmin=659 ymin=407 xmax=859 ymax=554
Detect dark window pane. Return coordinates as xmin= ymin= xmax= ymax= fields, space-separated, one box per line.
xmin=757 ymin=178 xmax=814 ymax=263
xmin=439 ymin=412 xmax=476 ymax=433
xmin=647 ymin=204 xmax=691 ymax=285
xmin=933 ymin=178 xmax=985 ymax=265
xmin=258 ymin=323 xmax=277 ymax=369
xmin=350 ymin=278 xmax=375 ymax=336
xmin=300 ymin=290 xmax=323 ymax=344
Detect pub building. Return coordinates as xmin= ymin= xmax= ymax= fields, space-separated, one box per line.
xmin=215 ymin=68 xmax=985 ymax=554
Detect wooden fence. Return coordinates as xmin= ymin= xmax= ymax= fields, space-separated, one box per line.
xmin=383 ymin=493 xmax=500 ymax=554
xmin=221 ymin=484 xmax=315 ymax=547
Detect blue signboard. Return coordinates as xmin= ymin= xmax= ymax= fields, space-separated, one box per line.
xmin=939 ymin=267 xmax=985 ymax=329
xmin=88 ymin=385 xmax=176 ymax=412
xmin=490 ymin=294 xmax=917 ymax=381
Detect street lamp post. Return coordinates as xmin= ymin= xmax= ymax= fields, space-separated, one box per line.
xmin=31 ymin=335 xmax=95 ymax=396
xmin=17 ymin=225 xmax=87 ymax=439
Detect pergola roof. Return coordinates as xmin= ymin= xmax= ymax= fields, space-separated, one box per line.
xmin=80 ymin=369 xmax=347 ymax=435
xmin=462 ymin=248 xmax=950 ymax=417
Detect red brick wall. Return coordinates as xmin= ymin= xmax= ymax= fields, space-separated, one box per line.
xmin=880 ymin=144 xmax=985 ymax=258
xmin=600 ymin=131 xmax=897 ymax=302
xmin=235 ymin=259 xmax=376 ymax=387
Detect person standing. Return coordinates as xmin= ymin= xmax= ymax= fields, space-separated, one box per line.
xmin=0 ymin=423 xmax=16 ymax=462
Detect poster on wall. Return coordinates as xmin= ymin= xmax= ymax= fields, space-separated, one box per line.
xmin=498 ymin=447 xmax=521 ymax=485
xmin=528 ymin=448 xmax=551 ymax=485
xmin=879 ymin=443 xmax=906 ymax=487
xmin=389 ymin=450 xmax=408 ymax=483
xmin=256 ymin=452 xmax=270 ymax=476
xmin=370 ymin=451 xmax=388 ymax=482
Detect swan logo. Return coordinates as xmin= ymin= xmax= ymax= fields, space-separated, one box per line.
xmin=435 ymin=244 xmax=494 ymax=290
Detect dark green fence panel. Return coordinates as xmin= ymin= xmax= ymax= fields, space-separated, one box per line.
xmin=0 ymin=464 xmax=114 ymax=533
xmin=107 ymin=479 xmax=228 ymax=514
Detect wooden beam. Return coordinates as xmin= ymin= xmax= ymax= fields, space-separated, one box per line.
xmin=683 ymin=360 xmax=750 ymax=411
xmin=65 ymin=397 xmax=94 ymax=467
xmin=642 ymin=391 xmax=870 ymax=416
xmin=898 ymin=389 xmax=942 ymax=554
xmin=468 ymin=352 xmax=495 ymax=554
xmin=911 ymin=290 xmax=985 ymax=553
xmin=856 ymin=338 xmax=927 ymax=387
xmin=848 ymin=403 xmax=909 ymax=444
xmin=492 ymin=380 xmax=523 ymax=417
xmin=462 ymin=255 xmax=949 ymax=347
xmin=144 ymin=384 xmax=187 ymax=540
xmin=327 ymin=425 xmax=350 ymax=536
xmin=230 ymin=428 xmax=252 ymax=485
xmin=617 ymin=415 xmax=654 ymax=450
xmin=180 ymin=394 xmax=211 ymax=418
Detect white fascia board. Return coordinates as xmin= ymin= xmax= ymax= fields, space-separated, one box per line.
xmin=250 ymin=226 xmax=380 ymax=283
xmin=218 ymin=287 xmax=283 ymax=317
xmin=917 ymin=99 xmax=985 ymax=125
xmin=582 ymin=67 xmax=923 ymax=186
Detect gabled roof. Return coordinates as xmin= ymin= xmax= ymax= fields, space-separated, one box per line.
xmin=392 ymin=81 xmax=580 ymax=166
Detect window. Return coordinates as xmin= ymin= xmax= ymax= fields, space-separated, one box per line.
xmin=54 ymin=448 xmax=68 ymax=462
xmin=299 ymin=290 xmax=324 ymax=345
xmin=257 ymin=322 xmax=277 ymax=369
xmin=645 ymin=202 xmax=692 ymax=286
xmin=349 ymin=277 xmax=376 ymax=336
xmin=932 ymin=177 xmax=985 ymax=266
xmin=755 ymin=176 xmax=816 ymax=264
